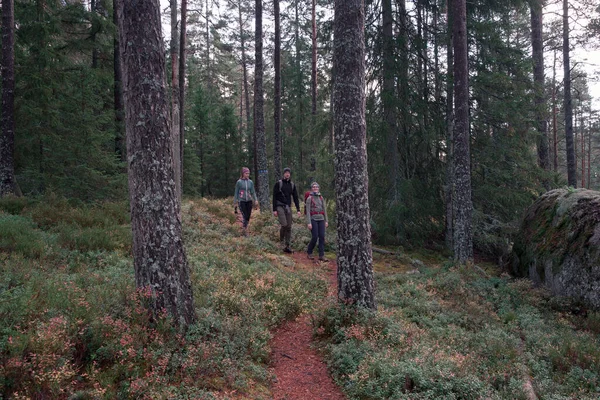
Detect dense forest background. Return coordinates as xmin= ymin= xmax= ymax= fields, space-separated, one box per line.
xmin=2 ymin=0 xmax=600 ymax=259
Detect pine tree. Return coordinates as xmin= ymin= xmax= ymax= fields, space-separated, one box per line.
xmin=452 ymin=0 xmax=473 ymax=263
xmin=334 ymin=0 xmax=376 ymax=309
xmin=563 ymin=0 xmax=576 ymax=187
xmin=1 ymin=0 xmax=17 ymax=196
xmin=531 ymin=0 xmax=549 ymax=175
xmin=254 ymin=0 xmax=269 ymax=209
xmin=116 ymin=0 xmax=195 ymax=327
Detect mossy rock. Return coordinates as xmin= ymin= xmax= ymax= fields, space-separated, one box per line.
xmin=512 ymin=188 xmax=600 ymax=309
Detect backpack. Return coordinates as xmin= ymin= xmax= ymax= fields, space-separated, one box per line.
xmin=304 ymin=192 xmax=325 ymax=216
xmin=303 ymin=191 xmax=311 ymax=215
xmin=277 ymin=180 xmax=295 ymax=205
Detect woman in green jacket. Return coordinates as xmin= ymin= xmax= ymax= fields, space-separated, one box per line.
xmin=305 ymin=182 xmax=329 ymax=262
xmin=234 ymin=167 xmax=258 ymax=235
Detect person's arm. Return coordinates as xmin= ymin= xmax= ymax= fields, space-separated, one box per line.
xmin=272 ymin=182 xmax=278 ymax=212
xmin=249 ymin=180 xmax=257 ymax=201
xmin=305 ymin=196 xmax=312 ymax=227
xmin=293 ymin=184 xmax=300 ymax=212
xmin=233 ymin=180 xmax=240 ymax=204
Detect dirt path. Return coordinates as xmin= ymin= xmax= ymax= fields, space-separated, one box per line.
xmin=269 ymin=252 xmax=345 ymax=400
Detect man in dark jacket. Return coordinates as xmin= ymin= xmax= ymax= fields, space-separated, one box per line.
xmin=272 ymin=167 xmax=301 ymax=253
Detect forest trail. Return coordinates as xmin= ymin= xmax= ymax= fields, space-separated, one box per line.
xmin=236 ymin=212 xmax=345 ymax=399
xmin=269 ymin=252 xmax=345 ymax=400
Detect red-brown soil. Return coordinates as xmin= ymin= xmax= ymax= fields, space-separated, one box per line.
xmin=269 ymin=252 xmax=345 ymax=400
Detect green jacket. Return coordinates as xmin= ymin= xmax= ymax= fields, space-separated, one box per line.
xmin=234 ymin=179 xmax=257 ymax=203
xmin=305 ymin=192 xmax=328 ymax=223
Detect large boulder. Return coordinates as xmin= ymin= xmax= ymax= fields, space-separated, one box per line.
xmin=512 ymin=188 xmax=600 ymax=309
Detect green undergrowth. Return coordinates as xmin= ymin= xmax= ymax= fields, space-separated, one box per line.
xmin=0 ymin=196 xmax=326 ymax=399
xmin=317 ymin=253 xmax=600 ymax=399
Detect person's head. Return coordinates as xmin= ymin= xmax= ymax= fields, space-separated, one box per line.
xmin=283 ymin=167 xmax=291 ymax=180
xmin=311 ymin=182 xmax=320 ymax=193
xmin=240 ymin=167 xmax=250 ymax=179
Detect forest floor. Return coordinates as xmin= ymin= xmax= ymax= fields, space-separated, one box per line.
xmin=2 ymin=196 xmax=600 ymax=399
xmin=236 ymin=211 xmax=345 ymax=399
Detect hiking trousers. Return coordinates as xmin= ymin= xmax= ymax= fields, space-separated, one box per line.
xmin=307 ymin=219 xmax=326 ymax=258
xmin=276 ymin=205 xmax=293 ymax=247
xmin=239 ymin=200 xmax=253 ymax=228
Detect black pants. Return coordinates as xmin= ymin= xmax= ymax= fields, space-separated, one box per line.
xmin=239 ymin=201 xmax=253 ymax=227
xmin=307 ymin=219 xmax=326 ymax=257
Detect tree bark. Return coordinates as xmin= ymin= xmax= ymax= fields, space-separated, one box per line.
xmin=333 ymin=0 xmax=376 ymax=309
xmin=552 ymin=49 xmax=558 ymax=172
xmin=113 ymin=0 xmax=126 ymax=161
xmin=382 ymin=0 xmax=399 ymax=202
xmin=444 ymin=0 xmax=454 ymax=251
xmin=116 ymin=0 xmax=195 ymax=327
xmin=255 ymin=0 xmax=269 ymax=209
xmin=563 ymin=0 xmax=576 ymax=187
xmin=452 ymin=0 xmax=473 ymax=263
xmin=311 ymin=0 xmax=317 ymax=117
xmin=170 ymin=0 xmax=182 ymax=202
xmin=179 ymin=0 xmax=187 ymax=191
xmin=531 ymin=0 xmax=549 ymax=176
xmin=238 ymin=2 xmax=253 ymax=168
xmin=274 ymin=0 xmax=282 ymax=180
xmin=1 ymin=0 xmax=16 ymax=196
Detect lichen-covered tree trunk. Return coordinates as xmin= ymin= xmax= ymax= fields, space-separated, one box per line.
xmin=255 ymin=0 xmax=269 ymax=209
xmin=382 ymin=0 xmax=399 ymax=202
xmin=238 ymin=2 xmax=253 ymax=169
xmin=563 ymin=0 xmax=576 ymax=187
xmin=333 ymin=0 xmax=376 ymax=310
xmin=273 ymin=0 xmax=282 ymax=180
xmin=0 ymin=0 xmax=16 ymax=197
xmin=116 ymin=0 xmax=195 ymax=327
xmin=311 ymin=0 xmax=317 ymax=117
xmin=531 ymin=0 xmax=549 ymax=175
xmin=451 ymin=0 xmax=473 ymax=263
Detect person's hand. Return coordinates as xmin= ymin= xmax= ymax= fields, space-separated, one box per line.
xmin=325 ymin=222 xmax=329 ymax=228
xmin=307 ymin=224 xmax=312 ymax=230
xmin=297 ymin=211 xmax=301 ymax=217
xmin=273 ymin=211 xmax=278 ymax=217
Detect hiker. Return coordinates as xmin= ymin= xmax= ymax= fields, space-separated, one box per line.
xmin=234 ymin=167 xmax=258 ymax=235
xmin=305 ymin=182 xmax=329 ymax=262
xmin=272 ymin=167 xmax=301 ymax=253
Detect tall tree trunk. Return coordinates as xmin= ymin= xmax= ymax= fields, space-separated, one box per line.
xmin=113 ymin=0 xmax=126 ymax=161
xmin=452 ymin=0 xmax=473 ymax=263
xmin=587 ymin=111 xmax=592 ymax=188
xmin=170 ymin=0 xmax=182 ymax=201
xmin=116 ymin=0 xmax=195 ymax=327
xmin=334 ymin=0 xmax=376 ymax=309
xmin=552 ymin=49 xmax=558 ymax=172
xmin=311 ymin=0 xmax=317 ymax=117
xmin=383 ymin=0 xmax=399 ymax=202
xmin=255 ymin=0 xmax=269 ymax=209
xmin=444 ymin=0 xmax=454 ymax=250
xmin=397 ymin=0 xmax=410 ymax=178
xmin=91 ymin=0 xmax=99 ymax=69
xmin=531 ymin=0 xmax=549 ymax=177
xmin=1 ymin=0 xmax=16 ymax=196
xmin=563 ymin=0 xmax=576 ymax=187
xmin=273 ymin=0 xmax=282 ymax=180
xmin=179 ymin=0 xmax=187 ymax=191
xmin=238 ymin=1 xmax=253 ymax=168
xmin=581 ymin=116 xmax=585 ymax=188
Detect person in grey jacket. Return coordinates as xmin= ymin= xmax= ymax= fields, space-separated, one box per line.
xmin=305 ymin=182 xmax=329 ymax=262
xmin=234 ymin=167 xmax=258 ymax=235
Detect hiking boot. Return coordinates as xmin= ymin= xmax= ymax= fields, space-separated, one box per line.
xmin=283 ymin=247 xmax=293 ymax=254
xmin=307 ymin=254 xmax=315 ymax=260
xmin=318 ymin=257 xmax=329 ymax=263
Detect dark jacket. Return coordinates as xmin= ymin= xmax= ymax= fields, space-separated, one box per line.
xmin=272 ymin=179 xmax=300 ymax=212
